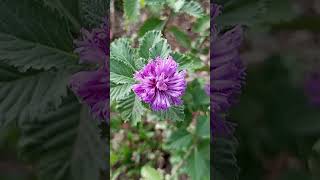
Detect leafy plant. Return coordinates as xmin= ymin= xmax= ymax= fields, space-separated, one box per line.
xmin=110 ymin=1 xmax=210 ymax=179
xmin=0 ymin=0 xmax=108 ymax=180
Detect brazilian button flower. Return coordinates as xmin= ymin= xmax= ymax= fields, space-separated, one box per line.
xmin=69 ymin=18 xmax=109 ymax=122
xmin=132 ymin=56 xmax=187 ymax=111
xmin=211 ymin=3 xmax=245 ymax=137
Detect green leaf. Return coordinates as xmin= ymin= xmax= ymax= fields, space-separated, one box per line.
xmin=180 ymin=1 xmax=204 ymax=18
xmin=186 ymin=146 xmax=209 ymax=180
xmin=145 ymin=0 xmax=164 ymax=6
xmin=117 ymin=93 xmax=145 ymax=125
xmin=0 ymin=0 xmax=77 ymax=71
xmin=79 ymin=0 xmax=109 ymax=27
xmin=172 ymin=52 xmax=203 ymax=72
xmin=166 ymin=129 xmax=192 ymax=151
xmin=184 ymin=79 xmax=210 ymax=112
xmin=138 ymin=30 xmax=163 ymax=60
xmin=155 ymin=105 xmax=185 ymax=121
xmin=216 ymin=1 xmax=265 ymax=27
xmin=36 ymin=0 xmax=81 ymax=30
xmin=110 ymin=72 xmax=135 ymax=84
xmin=167 ymin=0 xmax=186 ymax=12
xmin=19 ymin=97 xmax=105 ymax=180
xmin=138 ymin=31 xmax=171 ymax=60
xmin=193 ymin=15 xmax=210 ymax=33
xmin=141 ymin=166 xmax=163 ymax=180
xmin=124 ymin=0 xmax=140 ymax=23
xmin=110 ymin=83 xmax=133 ymax=101
xmin=138 ymin=18 xmax=165 ymax=37
xmin=215 ymin=0 xmax=296 ymax=28
xmin=145 ymin=0 xmax=165 ymax=15
xmin=149 ymin=38 xmax=172 ymax=59
xmin=212 ymin=137 xmax=240 ymax=180
xmin=0 ymin=70 xmax=72 ymax=126
xmin=262 ymin=0 xmax=297 ymax=24
xmin=196 ymin=115 xmax=210 ymax=139
xmin=0 ymin=33 xmax=78 ymax=72
xmin=111 ymin=38 xmax=137 ymax=71
xmin=168 ymin=26 xmax=191 ymax=49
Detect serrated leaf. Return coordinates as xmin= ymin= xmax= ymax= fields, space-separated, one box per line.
xmin=145 ymin=0 xmax=165 ymax=15
xmin=0 ymin=0 xmax=77 ymax=71
xmin=212 ymin=137 xmax=240 ymax=180
xmin=79 ymin=0 xmax=108 ymax=27
xmin=36 ymin=0 xmax=81 ymax=30
xmin=0 ymin=33 xmax=78 ymax=72
xmin=180 ymin=1 xmax=204 ymax=18
xmin=110 ymin=58 xmax=135 ymax=81
xmin=149 ymin=39 xmax=172 ymax=59
xmin=117 ymin=93 xmax=145 ymax=125
xmin=135 ymin=57 xmax=147 ymax=70
xmin=0 ymin=70 xmax=72 ymax=126
xmin=110 ymin=83 xmax=133 ymax=101
xmin=110 ymin=72 xmax=135 ymax=84
xmin=111 ymin=38 xmax=137 ymax=71
xmin=168 ymin=26 xmax=191 ymax=49
xmin=172 ymin=52 xmax=203 ymax=72
xmin=168 ymin=0 xmax=186 ymax=12
xmin=138 ymin=18 xmax=165 ymax=37
xmin=196 ymin=115 xmax=210 ymax=139
xmin=186 ymin=147 xmax=208 ymax=180
xmin=138 ymin=30 xmax=163 ymax=60
xmin=19 ymin=97 xmax=105 ymax=180
xmin=124 ymin=0 xmax=140 ymax=23
xmin=167 ymin=129 xmax=192 ymax=150
xmin=141 ymin=166 xmax=163 ymax=180
xmin=156 ymin=105 xmax=185 ymax=121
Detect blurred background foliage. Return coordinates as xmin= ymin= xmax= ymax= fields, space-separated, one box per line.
xmin=216 ymin=0 xmax=320 ymax=180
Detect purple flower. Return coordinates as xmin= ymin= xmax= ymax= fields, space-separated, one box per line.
xmin=74 ymin=19 xmax=109 ymax=65
xmin=210 ymin=3 xmax=245 ymax=137
xmin=69 ymin=17 xmax=109 ymax=121
xmin=132 ymin=56 xmax=187 ymax=111
xmin=304 ymin=72 xmax=320 ymax=106
xmin=211 ymin=25 xmax=245 ymax=114
xmin=69 ymin=69 xmax=108 ymax=120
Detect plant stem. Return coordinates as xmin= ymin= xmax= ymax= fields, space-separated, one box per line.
xmin=170 ymin=144 xmax=195 ymax=177
xmin=163 ymin=9 xmax=174 ymax=38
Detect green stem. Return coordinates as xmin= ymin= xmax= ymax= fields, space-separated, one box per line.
xmin=170 ymin=144 xmax=195 ymax=177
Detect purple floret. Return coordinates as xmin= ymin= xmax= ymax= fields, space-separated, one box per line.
xmin=69 ymin=18 xmax=109 ymax=122
xmin=210 ymin=3 xmax=246 ymax=137
xmin=132 ymin=56 xmax=187 ymax=111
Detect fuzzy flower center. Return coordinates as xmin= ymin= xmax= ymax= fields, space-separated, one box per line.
xmin=156 ymin=80 xmax=168 ymax=91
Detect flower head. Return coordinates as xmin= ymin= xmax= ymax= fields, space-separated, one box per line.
xmin=211 ymin=26 xmax=245 ymax=114
xmin=74 ymin=18 xmax=109 ymax=65
xmin=69 ymin=17 xmax=109 ymax=122
xmin=132 ymin=56 xmax=187 ymax=111
xmin=210 ymin=3 xmax=245 ymax=137
xmin=210 ymin=3 xmax=245 ymax=115
xmin=69 ymin=69 xmax=108 ymax=120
